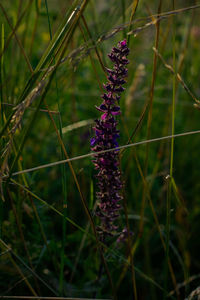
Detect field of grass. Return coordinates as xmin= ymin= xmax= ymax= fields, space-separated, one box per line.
xmin=0 ymin=0 xmax=200 ymax=299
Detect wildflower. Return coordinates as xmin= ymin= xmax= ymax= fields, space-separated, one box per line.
xmin=116 ymin=227 xmax=133 ymax=244
xmin=91 ymin=40 xmax=129 ymax=240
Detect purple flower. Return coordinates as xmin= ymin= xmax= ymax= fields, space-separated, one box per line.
xmin=116 ymin=227 xmax=133 ymax=244
xmin=91 ymin=40 xmax=129 ymax=241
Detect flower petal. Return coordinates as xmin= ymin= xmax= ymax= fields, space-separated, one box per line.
xmin=101 ymin=113 xmax=108 ymax=120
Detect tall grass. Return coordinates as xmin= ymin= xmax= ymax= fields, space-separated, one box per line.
xmin=0 ymin=1 xmax=200 ymax=299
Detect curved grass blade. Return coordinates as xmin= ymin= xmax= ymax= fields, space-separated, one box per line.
xmin=35 ymin=1 xmax=80 ymax=72
xmin=10 ymin=179 xmax=174 ymax=297
xmin=0 ymin=2 xmax=80 ymax=140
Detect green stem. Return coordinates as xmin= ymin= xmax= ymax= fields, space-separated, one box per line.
xmin=0 ymin=23 xmax=4 ymax=237
xmin=165 ymin=1 xmax=176 ymax=298
xmin=44 ymin=0 xmax=68 ymax=295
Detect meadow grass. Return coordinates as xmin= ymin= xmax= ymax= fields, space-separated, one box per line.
xmin=0 ymin=1 xmax=200 ymax=299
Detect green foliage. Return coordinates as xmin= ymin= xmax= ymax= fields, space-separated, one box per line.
xmin=0 ymin=0 xmax=200 ymax=299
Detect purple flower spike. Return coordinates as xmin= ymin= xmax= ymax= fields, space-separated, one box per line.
xmin=120 ymin=39 xmax=127 ymax=47
xmin=91 ymin=40 xmax=130 ymax=241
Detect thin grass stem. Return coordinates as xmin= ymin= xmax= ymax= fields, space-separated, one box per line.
xmin=4 ymin=129 xmax=200 ymax=178
xmin=164 ymin=1 xmax=177 ymax=298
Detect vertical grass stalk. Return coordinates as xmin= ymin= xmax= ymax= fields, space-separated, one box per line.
xmin=127 ymin=0 xmax=139 ymax=46
xmin=164 ymin=1 xmax=176 ymax=298
xmin=0 ymin=23 xmax=4 ymax=126
xmin=0 ymin=23 xmax=4 ymax=237
xmin=44 ymin=0 xmax=68 ymax=295
xmin=121 ymin=0 xmax=126 ymax=38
